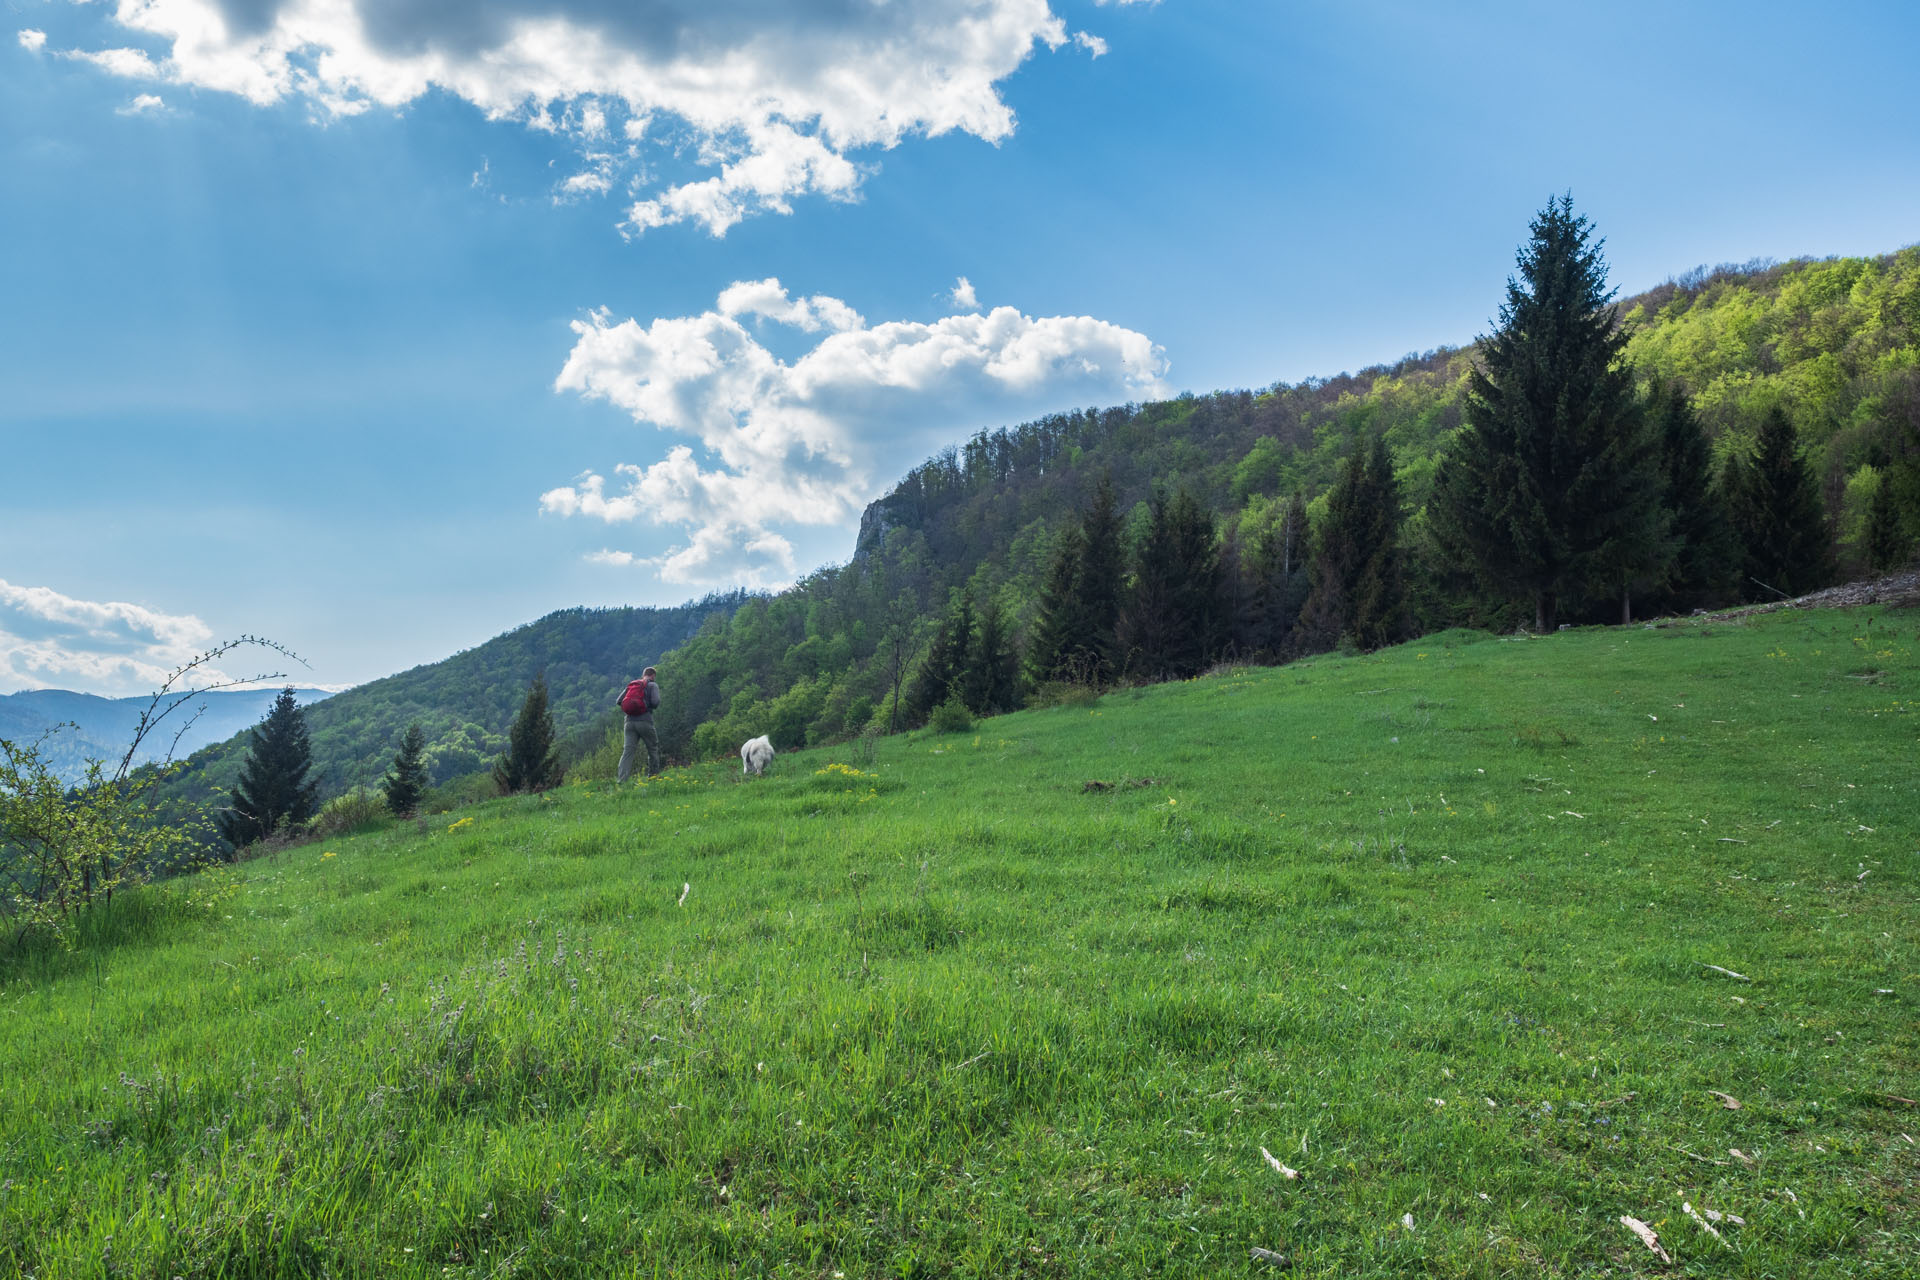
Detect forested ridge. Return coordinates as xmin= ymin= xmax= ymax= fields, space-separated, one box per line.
xmin=149 ymin=241 xmax=1920 ymax=825
xmin=650 ymin=243 xmax=1920 ymax=760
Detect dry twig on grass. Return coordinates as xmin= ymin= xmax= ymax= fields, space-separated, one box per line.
xmin=1620 ymin=1216 xmax=1672 ymax=1263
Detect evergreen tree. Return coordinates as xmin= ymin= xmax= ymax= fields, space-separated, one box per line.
xmin=963 ymin=596 xmax=1022 ymax=715
xmin=1728 ymin=406 xmax=1836 ymax=599
xmin=1429 ymin=196 xmax=1662 ymax=631
xmin=1119 ymin=487 xmax=1220 ymax=680
xmin=1024 ymin=524 xmax=1085 ymax=685
xmin=1645 ymin=378 xmax=1735 ymax=612
xmin=1349 ymin=435 xmax=1407 ymax=649
xmin=1298 ymin=437 xmax=1405 ymax=652
xmin=493 ymin=674 xmax=562 ymax=794
xmin=1024 ymin=474 xmax=1124 ymax=687
xmin=1249 ymin=489 xmax=1311 ymax=658
xmin=1864 ymin=473 xmax=1910 ymax=572
xmin=905 ymin=590 xmax=975 ymax=724
xmin=217 ymin=687 xmax=318 ymax=849
xmin=382 ymin=722 xmax=429 ymax=817
xmin=1215 ymin=519 xmax=1258 ymax=661
xmin=1074 ymin=473 xmax=1125 ymax=683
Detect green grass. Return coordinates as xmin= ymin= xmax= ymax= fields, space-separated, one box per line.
xmin=3 ymin=608 xmax=1916 ymax=1278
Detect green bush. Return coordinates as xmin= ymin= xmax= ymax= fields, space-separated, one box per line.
xmin=927 ymin=697 xmax=973 ymax=734
xmin=305 ymin=787 xmax=390 ymax=840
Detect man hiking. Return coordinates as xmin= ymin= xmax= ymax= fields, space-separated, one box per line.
xmin=617 ymin=666 xmax=663 ymax=781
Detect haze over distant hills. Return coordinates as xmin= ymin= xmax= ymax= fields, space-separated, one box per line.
xmin=0 ymin=687 xmax=335 ymax=787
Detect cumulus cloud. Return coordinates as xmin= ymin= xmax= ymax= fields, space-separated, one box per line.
xmin=117 ymin=93 xmax=168 ymax=115
xmin=949 ymin=276 xmax=980 ymax=311
xmin=0 ymin=579 xmax=220 ymax=696
xmin=1072 ymin=31 xmax=1109 ymax=57
xmin=63 ymin=46 xmax=163 ymax=80
xmin=18 ymin=29 xmax=48 ymax=52
xmin=52 ymin=0 xmax=1103 ymax=235
xmin=542 ymin=278 xmax=1168 ymax=585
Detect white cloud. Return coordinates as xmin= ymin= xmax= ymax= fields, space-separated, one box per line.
xmin=544 ymin=279 xmax=1169 ymax=586
xmin=950 ymin=276 xmax=980 ymax=311
xmin=63 ymin=46 xmax=163 ymax=80
xmin=18 ymin=29 xmax=47 ymax=53
xmin=55 ymin=0 xmax=1093 ymax=235
xmin=0 ymin=579 xmax=221 ymax=696
xmin=117 ymin=93 xmax=167 ymax=115
xmin=1072 ymin=32 xmax=1109 ymax=57
xmin=718 ymin=277 xmax=864 ymax=333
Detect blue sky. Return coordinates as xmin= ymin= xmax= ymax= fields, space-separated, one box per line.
xmin=4 ymin=0 xmax=1917 ymax=695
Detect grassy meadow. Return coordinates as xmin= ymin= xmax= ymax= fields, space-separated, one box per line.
xmin=2 ymin=607 xmax=1916 ymax=1278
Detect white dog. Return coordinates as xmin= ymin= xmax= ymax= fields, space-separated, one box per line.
xmin=740 ymin=735 xmax=775 ymax=776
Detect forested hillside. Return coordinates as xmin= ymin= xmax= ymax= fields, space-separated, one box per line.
xmin=156 ymin=595 xmax=745 ymax=808
xmin=150 ymin=243 xmax=1920 ymax=825
xmin=650 ymin=245 xmax=1919 ymax=761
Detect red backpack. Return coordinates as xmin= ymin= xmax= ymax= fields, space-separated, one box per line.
xmin=620 ymin=678 xmax=656 ymax=715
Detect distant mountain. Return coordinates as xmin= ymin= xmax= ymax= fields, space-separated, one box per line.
xmin=0 ymin=687 xmax=334 ymax=787
xmin=155 ymin=594 xmax=749 ymax=812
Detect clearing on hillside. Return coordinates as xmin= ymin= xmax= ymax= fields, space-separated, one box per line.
xmin=2 ymin=606 xmax=1915 ymax=1278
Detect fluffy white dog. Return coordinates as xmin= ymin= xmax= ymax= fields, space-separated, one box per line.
xmin=740 ymin=735 xmax=775 ymax=776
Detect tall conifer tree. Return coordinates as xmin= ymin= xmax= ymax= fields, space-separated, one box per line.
xmin=964 ymin=597 xmax=1022 ymax=715
xmin=1729 ymin=406 xmax=1836 ymax=598
xmin=1645 ymin=377 xmax=1735 ymax=612
xmin=218 ymin=687 xmax=318 ymax=849
xmin=1119 ymin=487 xmax=1220 ymax=680
xmin=1429 ymin=197 xmax=1661 ymax=631
xmin=383 ymin=723 xmax=430 ymax=817
xmin=906 ymin=590 xmax=975 ymax=723
xmin=1299 ymin=437 xmax=1405 ymax=652
xmin=1250 ymin=489 xmax=1311 ymax=658
xmin=493 ymin=673 xmax=562 ymax=794
xmin=1864 ymin=474 xmax=1909 ymax=571
xmin=1074 ymin=473 xmax=1126 ymax=682
xmin=1024 ymin=524 xmax=1085 ymax=685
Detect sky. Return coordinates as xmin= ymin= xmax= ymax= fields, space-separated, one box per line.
xmin=3 ymin=0 xmax=1918 ymax=696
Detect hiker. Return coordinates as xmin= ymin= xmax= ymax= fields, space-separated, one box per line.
xmin=617 ymin=666 xmax=662 ymax=781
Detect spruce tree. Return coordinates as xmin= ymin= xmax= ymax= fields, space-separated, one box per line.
xmin=1298 ymin=437 xmax=1405 ymax=652
xmin=1429 ymin=196 xmax=1662 ymax=631
xmin=493 ymin=674 xmax=562 ymax=794
xmin=382 ymin=722 xmax=430 ymax=817
xmin=1024 ymin=474 xmax=1124 ymax=687
xmin=1024 ymin=524 xmax=1085 ymax=685
xmin=1864 ymin=472 xmax=1909 ymax=572
xmin=1349 ymin=435 xmax=1407 ymax=649
xmin=1729 ymin=406 xmax=1835 ymax=599
xmin=1074 ymin=473 xmax=1126 ymax=683
xmin=906 ymin=590 xmax=974 ymax=724
xmin=1119 ymin=487 xmax=1220 ymax=680
xmin=963 ymin=596 xmax=1021 ymax=715
xmin=1646 ymin=378 xmax=1735 ymax=612
xmin=217 ymin=687 xmax=318 ymax=850
xmin=1215 ymin=520 xmax=1258 ymax=661
xmin=1250 ymin=489 xmax=1311 ymax=658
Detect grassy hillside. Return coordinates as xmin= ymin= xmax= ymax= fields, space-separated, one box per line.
xmin=3 ymin=603 xmax=1914 ymax=1277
